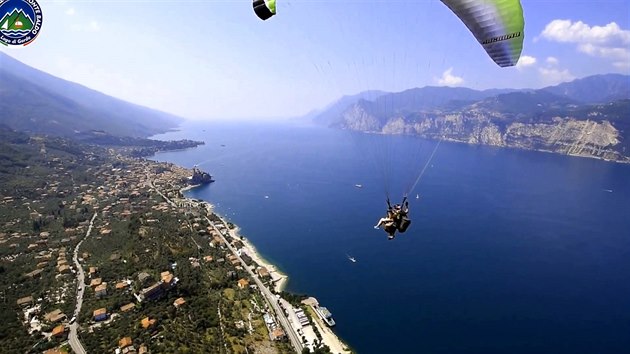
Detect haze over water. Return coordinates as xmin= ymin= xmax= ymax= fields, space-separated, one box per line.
xmin=152 ymin=121 xmax=630 ymax=354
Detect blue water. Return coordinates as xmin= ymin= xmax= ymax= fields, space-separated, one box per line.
xmin=152 ymin=121 xmax=630 ymax=354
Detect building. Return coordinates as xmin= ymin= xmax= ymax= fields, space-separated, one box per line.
xmin=93 ymin=308 xmax=108 ymax=321
xmin=120 ymin=303 xmax=136 ymax=312
xmin=271 ymin=327 xmax=286 ymax=341
xmin=140 ymin=317 xmax=156 ymax=329
xmin=90 ymin=277 xmax=102 ymax=287
xmin=16 ymin=296 xmax=33 ymax=307
xmin=44 ymin=309 xmax=66 ymax=323
xmin=44 ymin=348 xmax=68 ymax=354
xmin=51 ymin=324 xmax=67 ymax=338
xmin=237 ymin=278 xmax=249 ymax=289
xmin=173 ymin=297 xmax=186 ymax=308
xmin=119 ymin=336 xmax=133 ymax=348
xmin=95 ymin=283 xmax=107 ymax=298
xmin=257 ymin=267 xmax=270 ymax=278
xmin=140 ymin=282 xmax=163 ymax=301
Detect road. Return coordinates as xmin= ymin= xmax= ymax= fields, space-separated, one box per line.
xmin=68 ymin=212 xmax=97 ymax=354
xmin=151 ymin=177 xmax=301 ymax=352
xmin=206 ymin=216 xmax=303 ymax=352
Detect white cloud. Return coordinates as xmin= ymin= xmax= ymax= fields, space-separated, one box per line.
xmin=538 ymin=67 xmax=575 ymax=86
xmin=66 ymin=8 xmax=75 ymax=16
xmin=546 ymin=56 xmax=559 ymax=65
xmin=539 ymin=19 xmax=630 ymax=68
xmin=515 ymin=55 xmax=536 ymax=69
xmin=541 ymin=20 xmax=630 ymax=45
xmin=435 ymin=68 xmax=464 ymax=86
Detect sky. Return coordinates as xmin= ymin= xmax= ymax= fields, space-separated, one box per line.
xmin=1 ymin=0 xmax=629 ymax=120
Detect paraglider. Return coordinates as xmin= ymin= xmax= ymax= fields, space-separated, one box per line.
xmin=253 ymin=0 xmax=276 ymax=21
xmin=440 ymin=0 xmax=524 ymax=67
xmin=374 ymin=197 xmax=411 ymax=240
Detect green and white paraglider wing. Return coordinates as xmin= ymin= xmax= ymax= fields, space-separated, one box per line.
xmin=441 ymin=0 xmax=524 ymax=67
xmin=253 ymin=0 xmax=277 ymax=21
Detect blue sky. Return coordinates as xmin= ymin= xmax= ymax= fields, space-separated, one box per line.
xmin=1 ymin=0 xmax=629 ymax=120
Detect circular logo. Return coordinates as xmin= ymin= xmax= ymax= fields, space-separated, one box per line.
xmin=0 ymin=0 xmax=43 ymax=46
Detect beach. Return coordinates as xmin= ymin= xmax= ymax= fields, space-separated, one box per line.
xmin=180 ymin=188 xmax=352 ymax=353
xmin=228 ymin=226 xmax=289 ymax=293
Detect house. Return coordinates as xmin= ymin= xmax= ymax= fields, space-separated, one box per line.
xmin=44 ymin=309 xmax=66 ymax=323
xmin=140 ymin=317 xmax=156 ymax=329
xmin=120 ymin=303 xmax=136 ymax=312
xmin=95 ymin=283 xmax=107 ymax=298
xmin=140 ymin=283 xmax=163 ymax=301
xmin=16 ymin=296 xmax=33 ymax=307
xmin=51 ymin=324 xmax=67 ymax=338
xmin=257 ymin=267 xmax=270 ymax=278
xmin=90 ymin=278 xmax=102 ymax=287
xmin=237 ymin=278 xmax=249 ymax=289
xmin=93 ymin=308 xmax=108 ymax=321
xmin=89 ymin=266 xmax=98 ymax=275
xmin=115 ymin=281 xmax=129 ymax=290
xmin=25 ymin=269 xmax=43 ymax=278
xmin=44 ymin=348 xmax=68 ymax=354
xmin=203 ymin=255 xmax=213 ymax=263
xmin=271 ymin=327 xmax=286 ymax=341
xmin=119 ymin=336 xmax=133 ymax=348
xmin=161 ymin=271 xmax=174 ymax=288
xmin=173 ymin=297 xmax=186 ymax=308
xmin=57 ymin=265 xmax=71 ymax=274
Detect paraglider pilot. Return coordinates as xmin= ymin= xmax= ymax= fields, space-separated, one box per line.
xmin=374 ymin=197 xmax=411 ymax=240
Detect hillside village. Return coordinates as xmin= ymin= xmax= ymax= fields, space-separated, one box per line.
xmin=0 ymin=133 xmax=343 ymax=354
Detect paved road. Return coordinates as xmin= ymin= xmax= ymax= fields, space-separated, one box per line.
xmin=206 ymin=216 xmax=302 ymax=352
xmin=151 ymin=177 xmax=301 ymax=351
xmin=68 ymin=212 xmax=97 ymax=354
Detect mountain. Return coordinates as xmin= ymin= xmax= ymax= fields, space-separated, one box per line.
xmin=316 ymin=74 xmax=630 ymax=163
xmin=309 ymin=90 xmax=386 ymax=126
xmin=541 ymin=74 xmax=630 ymax=103
xmin=0 ymin=52 xmax=183 ymax=137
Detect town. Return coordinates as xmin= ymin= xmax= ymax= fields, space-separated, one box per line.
xmin=0 ymin=131 xmax=350 ymax=354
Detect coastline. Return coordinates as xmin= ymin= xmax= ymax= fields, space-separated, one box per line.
xmin=229 ymin=226 xmax=289 ymax=293
xmin=178 ymin=185 xmax=351 ymax=353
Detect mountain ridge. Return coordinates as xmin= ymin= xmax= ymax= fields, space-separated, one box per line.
xmin=309 ymin=74 xmax=630 ymax=163
xmin=0 ymin=52 xmax=183 ymax=138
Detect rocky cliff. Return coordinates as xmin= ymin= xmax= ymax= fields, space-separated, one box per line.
xmin=323 ymin=75 xmax=630 ymax=163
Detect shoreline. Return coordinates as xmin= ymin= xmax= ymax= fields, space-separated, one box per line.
xmin=179 ymin=188 xmax=288 ymax=293
xmin=179 ymin=185 xmax=351 ymax=352
xmin=229 ymin=226 xmax=290 ymax=293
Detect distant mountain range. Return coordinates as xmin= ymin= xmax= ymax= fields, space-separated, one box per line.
xmin=0 ymin=52 xmax=183 ymax=138
xmin=309 ymin=74 xmax=630 ymax=162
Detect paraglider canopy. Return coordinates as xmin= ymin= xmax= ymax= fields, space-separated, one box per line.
xmin=440 ymin=0 xmax=524 ymax=67
xmin=253 ymin=0 xmax=276 ymax=21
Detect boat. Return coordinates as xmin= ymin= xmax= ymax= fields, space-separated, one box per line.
xmin=315 ymin=306 xmax=336 ymax=327
xmin=416 ymin=194 xmax=420 ymax=199
xmin=354 ymin=184 xmax=362 ymax=188
xmin=347 ymin=254 xmax=356 ymax=263
xmin=603 ymin=189 xmax=613 ymax=193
